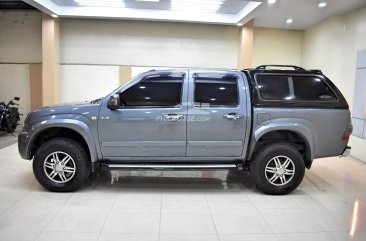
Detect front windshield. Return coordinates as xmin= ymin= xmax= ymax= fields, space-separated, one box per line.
xmin=111 ymin=73 xmax=145 ymax=95
xmin=89 ymin=73 xmax=143 ymax=104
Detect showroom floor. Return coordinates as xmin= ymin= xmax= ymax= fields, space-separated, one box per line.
xmin=0 ymin=144 xmax=365 ymax=241
xmin=0 ymin=131 xmax=18 ymax=149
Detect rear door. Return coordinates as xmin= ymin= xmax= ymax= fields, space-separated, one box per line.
xmin=186 ymin=71 xmax=248 ymax=157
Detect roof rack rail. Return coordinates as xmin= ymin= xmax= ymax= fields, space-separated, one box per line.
xmin=256 ymin=65 xmax=305 ymax=71
xmin=310 ymin=69 xmax=322 ymax=73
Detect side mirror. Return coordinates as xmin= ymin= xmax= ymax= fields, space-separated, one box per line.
xmin=14 ymin=97 xmax=20 ymax=101
xmin=107 ymin=94 xmax=120 ymax=110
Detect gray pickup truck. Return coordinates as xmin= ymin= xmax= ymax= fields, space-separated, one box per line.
xmin=18 ymin=65 xmax=352 ymax=194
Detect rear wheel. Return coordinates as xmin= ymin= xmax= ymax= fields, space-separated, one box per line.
xmin=33 ymin=138 xmax=90 ymax=192
xmin=250 ymin=143 xmax=305 ymax=195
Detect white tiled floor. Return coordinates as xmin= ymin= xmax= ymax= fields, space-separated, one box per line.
xmin=0 ymin=144 xmax=365 ymax=241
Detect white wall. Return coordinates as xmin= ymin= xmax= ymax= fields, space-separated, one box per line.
xmin=253 ymin=27 xmax=303 ymax=67
xmin=0 ymin=65 xmax=30 ymax=116
xmin=302 ymin=7 xmax=366 ymax=162
xmin=60 ymin=19 xmax=240 ymax=69
xmin=0 ymin=11 xmax=42 ymax=63
xmin=3 ymin=9 xmax=365 ymax=162
xmin=60 ymin=65 xmax=120 ymax=103
xmin=0 ymin=11 xmax=42 ymax=116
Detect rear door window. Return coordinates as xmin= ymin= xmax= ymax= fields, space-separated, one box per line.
xmin=194 ymin=77 xmax=238 ymax=107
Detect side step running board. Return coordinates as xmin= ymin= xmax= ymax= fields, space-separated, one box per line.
xmin=102 ymin=163 xmax=238 ymax=170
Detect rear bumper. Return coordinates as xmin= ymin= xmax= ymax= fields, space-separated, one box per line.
xmin=339 ymin=146 xmax=351 ymax=157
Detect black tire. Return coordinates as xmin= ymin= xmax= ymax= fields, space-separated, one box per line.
xmin=33 ymin=138 xmax=91 ymax=192
xmin=250 ymin=143 xmax=305 ymax=195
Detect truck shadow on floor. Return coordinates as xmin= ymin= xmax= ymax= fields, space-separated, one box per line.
xmin=85 ymin=169 xmax=257 ymax=192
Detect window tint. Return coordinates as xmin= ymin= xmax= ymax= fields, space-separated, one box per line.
xmin=194 ymin=77 xmax=238 ymax=107
xmin=120 ymin=77 xmax=183 ymax=107
xmin=256 ymin=75 xmax=290 ymax=100
xmin=293 ymin=76 xmax=336 ymax=101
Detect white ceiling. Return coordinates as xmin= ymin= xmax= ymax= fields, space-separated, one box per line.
xmin=52 ymin=0 xmax=251 ymax=14
xmin=248 ymin=0 xmax=366 ymax=29
xmin=23 ymin=0 xmax=262 ymax=25
xmin=23 ymin=0 xmax=366 ymax=29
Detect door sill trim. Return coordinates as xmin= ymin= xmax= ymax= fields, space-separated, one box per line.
xmin=101 ymin=163 xmax=238 ymax=170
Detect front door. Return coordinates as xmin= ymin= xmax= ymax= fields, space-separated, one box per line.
xmin=98 ymin=71 xmax=188 ymax=158
xmin=186 ymin=71 xmax=247 ymax=157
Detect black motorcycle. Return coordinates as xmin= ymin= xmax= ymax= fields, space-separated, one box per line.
xmin=0 ymin=97 xmax=21 ymax=134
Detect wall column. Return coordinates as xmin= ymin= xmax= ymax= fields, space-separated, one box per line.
xmin=42 ymin=14 xmax=60 ymax=106
xmin=119 ymin=66 xmax=132 ymax=85
xmin=238 ymin=20 xmax=254 ymax=70
xmin=29 ymin=64 xmax=43 ymax=110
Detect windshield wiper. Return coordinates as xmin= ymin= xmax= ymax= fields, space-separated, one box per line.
xmin=90 ymin=97 xmax=103 ymax=104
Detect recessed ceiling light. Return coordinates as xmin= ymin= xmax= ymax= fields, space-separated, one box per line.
xmin=74 ymin=0 xmax=125 ymax=8
xmin=171 ymin=0 xmax=224 ymax=13
xmin=286 ymin=18 xmax=293 ymax=24
xmin=51 ymin=14 xmax=58 ymax=18
xmin=267 ymin=0 xmax=276 ymax=4
xmin=318 ymin=1 xmax=327 ymax=7
xmin=237 ymin=23 xmax=243 ymax=27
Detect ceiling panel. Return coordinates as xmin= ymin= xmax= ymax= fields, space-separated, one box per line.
xmin=22 ymin=0 xmax=366 ymax=29
xmin=51 ymin=0 xmax=250 ymax=14
xmin=245 ymin=0 xmax=366 ymax=29
xmin=23 ymin=0 xmax=261 ymax=25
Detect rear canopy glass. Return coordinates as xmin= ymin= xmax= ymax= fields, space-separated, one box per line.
xmin=256 ymin=74 xmax=336 ymax=101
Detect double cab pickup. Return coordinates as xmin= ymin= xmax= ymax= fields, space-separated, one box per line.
xmin=18 ymin=65 xmax=352 ymax=194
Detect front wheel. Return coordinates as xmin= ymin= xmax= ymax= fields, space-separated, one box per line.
xmin=33 ymin=138 xmax=90 ymax=192
xmin=250 ymin=143 xmax=305 ymax=195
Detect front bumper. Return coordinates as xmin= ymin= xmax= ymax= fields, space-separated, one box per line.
xmin=18 ymin=131 xmax=30 ymax=160
xmin=339 ymin=145 xmax=351 ymax=157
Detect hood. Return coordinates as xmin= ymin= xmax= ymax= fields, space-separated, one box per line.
xmin=40 ymin=101 xmax=90 ymax=109
xmin=34 ymin=101 xmax=98 ymax=112
xmin=28 ymin=101 xmax=102 ymax=121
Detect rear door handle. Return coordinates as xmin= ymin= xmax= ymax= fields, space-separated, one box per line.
xmin=162 ymin=114 xmax=184 ymax=121
xmin=223 ymin=113 xmax=244 ymax=120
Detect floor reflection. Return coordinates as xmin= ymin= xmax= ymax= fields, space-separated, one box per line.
xmin=88 ymin=169 xmax=256 ymax=191
xmin=1 ymin=144 xmax=366 ymax=240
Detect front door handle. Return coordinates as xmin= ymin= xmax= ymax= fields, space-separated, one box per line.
xmin=100 ymin=116 xmax=110 ymax=120
xmin=223 ymin=113 xmax=244 ymax=120
xmin=162 ymin=114 xmax=184 ymax=121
